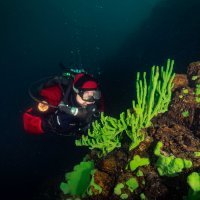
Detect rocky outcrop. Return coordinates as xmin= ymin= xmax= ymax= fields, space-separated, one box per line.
xmin=61 ymin=61 xmax=200 ymax=200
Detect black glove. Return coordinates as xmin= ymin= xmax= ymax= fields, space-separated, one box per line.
xmin=86 ymin=104 xmax=97 ymax=113
xmin=58 ymin=101 xmax=79 ymax=116
xmin=58 ymin=102 xmax=99 ymax=120
xmin=86 ymin=104 xmax=100 ymax=118
xmin=41 ymin=111 xmax=75 ymax=134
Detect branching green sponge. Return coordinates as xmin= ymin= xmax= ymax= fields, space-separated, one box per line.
xmin=75 ymin=112 xmax=126 ymax=157
xmin=75 ymin=59 xmax=175 ymax=156
xmin=126 ymin=59 xmax=175 ymax=150
xmin=60 ymin=160 xmax=94 ymax=197
xmin=129 ymin=155 xmax=150 ymax=171
xmin=187 ymin=172 xmax=200 ymax=200
xmin=154 ymin=141 xmax=192 ymax=176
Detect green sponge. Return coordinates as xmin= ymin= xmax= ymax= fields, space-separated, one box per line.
xmin=130 ymin=155 xmax=150 ymax=171
xmin=187 ymin=172 xmax=200 ymax=200
xmin=60 ymin=160 xmax=94 ymax=196
xmin=154 ymin=141 xmax=192 ymax=176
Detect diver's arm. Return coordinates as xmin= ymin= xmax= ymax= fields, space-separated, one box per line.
xmin=58 ymin=101 xmax=97 ymax=119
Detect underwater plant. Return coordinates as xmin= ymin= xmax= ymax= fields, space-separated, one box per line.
xmin=125 ymin=58 xmax=175 ymax=150
xmin=75 ymin=112 xmax=126 ymax=157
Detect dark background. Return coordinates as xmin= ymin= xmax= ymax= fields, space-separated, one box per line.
xmin=1 ymin=0 xmax=200 ymax=199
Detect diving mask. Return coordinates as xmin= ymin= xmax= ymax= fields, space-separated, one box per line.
xmin=79 ymin=90 xmax=101 ymax=102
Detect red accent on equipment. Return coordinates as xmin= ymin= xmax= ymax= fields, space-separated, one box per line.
xmin=73 ymin=73 xmax=85 ymax=84
xmin=23 ymin=108 xmax=44 ymax=134
xmin=81 ymin=80 xmax=98 ymax=89
xmin=74 ymin=73 xmax=98 ymax=89
xmin=40 ymin=85 xmax=62 ymax=106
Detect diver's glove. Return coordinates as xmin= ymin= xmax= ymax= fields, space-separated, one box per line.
xmin=86 ymin=104 xmax=97 ymax=113
xmin=58 ymin=101 xmax=78 ymax=116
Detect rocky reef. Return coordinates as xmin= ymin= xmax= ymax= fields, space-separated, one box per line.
xmin=60 ymin=60 xmax=200 ymax=200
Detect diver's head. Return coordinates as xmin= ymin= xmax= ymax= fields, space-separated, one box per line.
xmin=73 ymin=73 xmax=101 ymax=107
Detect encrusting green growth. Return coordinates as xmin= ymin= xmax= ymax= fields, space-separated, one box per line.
xmin=186 ymin=172 xmax=200 ymax=200
xmin=129 ymin=155 xmax=150 ymax=171
xmin=60 ymin=160 xmax=94 ymax=197
xmin=126 ymin=177 xmax=139 ymax=192
xmin=140 ymin=193 xmax=147 ymax=200
xmin=192 ymin=75 xmax=199 ymax=81
xmin=194 ymin=152 xmax=200 ymax=157
xmin=75 ymin=112 xmax=126 ymax=157
xmin=120 ymin=194 xmax=129 ymax=199
xmin=183 ymin=88 xmax=189 ymax=94
xmin=136 ymin=169 xmax=144 ymax=177
xmin=113 ymin=178 xmax=139 ymax=199
xmin=114 ymin=183 xmax=124 ymax=195
xmin=154 ymin=141 xmax=192 ymax=176
xmin=182 ymin=111 xmax=190 ymax=117
xmin=126 ymin=59 xmax=175 ymax=150
xmin=195 ymin=84 xmax=200 ymax=103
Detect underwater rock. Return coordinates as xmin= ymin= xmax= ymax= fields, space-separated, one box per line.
xmin=152 ymin=122 xmax=200 ymax=158
xmin=172 ymin=74 xmax=188 ymax=91
xmin=90 ymin=169 xmax=114 ymax=197
xmin=96 ymin=149 xmax=128 ymax=175
xmin=192 ymin=108 xmax=200 ymax=138
xmin=60 ymin=60 xmax=200 ymax=200
xmin=143 ymin=167 xmax=168 ymax=199
xmin=167 ymin=86 xmax=196 ymax=129
xmin=131 ymin=135 xmax=153 ymax=156
xmin=187 ymin=61 xmax=200 ymax=87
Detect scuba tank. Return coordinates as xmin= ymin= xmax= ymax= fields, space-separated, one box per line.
xmin=62 ymin=68 xmax=86 ymax=78
xmin=59 ymin=62 xmax=86 ymax=77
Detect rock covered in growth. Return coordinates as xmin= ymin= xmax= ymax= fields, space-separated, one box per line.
xmin=187 ymin=61 xmax=200 ymax=87
xmin=89 ymin=169 xmax=114 ymax=197
xmin=167 ymin=61 xmax=200 ymax=136
xmin=61 ymin=61 xmax=200 ymax=200
xmin=172 ymin=74 xmax=188 ymax=91
xmin=167 ymin=86 xmax=196 ymax=128
xmin=96 ymin=149 xmax=128 ymax=174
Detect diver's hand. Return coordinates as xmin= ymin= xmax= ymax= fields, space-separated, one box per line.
xmin=58 ymin=101 xmax=78 ymax=116
xmin=86 ymin=104 xmax=97 ymax=113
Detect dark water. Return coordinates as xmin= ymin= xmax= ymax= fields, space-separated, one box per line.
xmin=1 ymin=0 xmax=200 ymax=199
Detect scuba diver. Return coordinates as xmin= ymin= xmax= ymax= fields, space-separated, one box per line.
xmin=23 ymin=68 xmax=104 ymax=136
